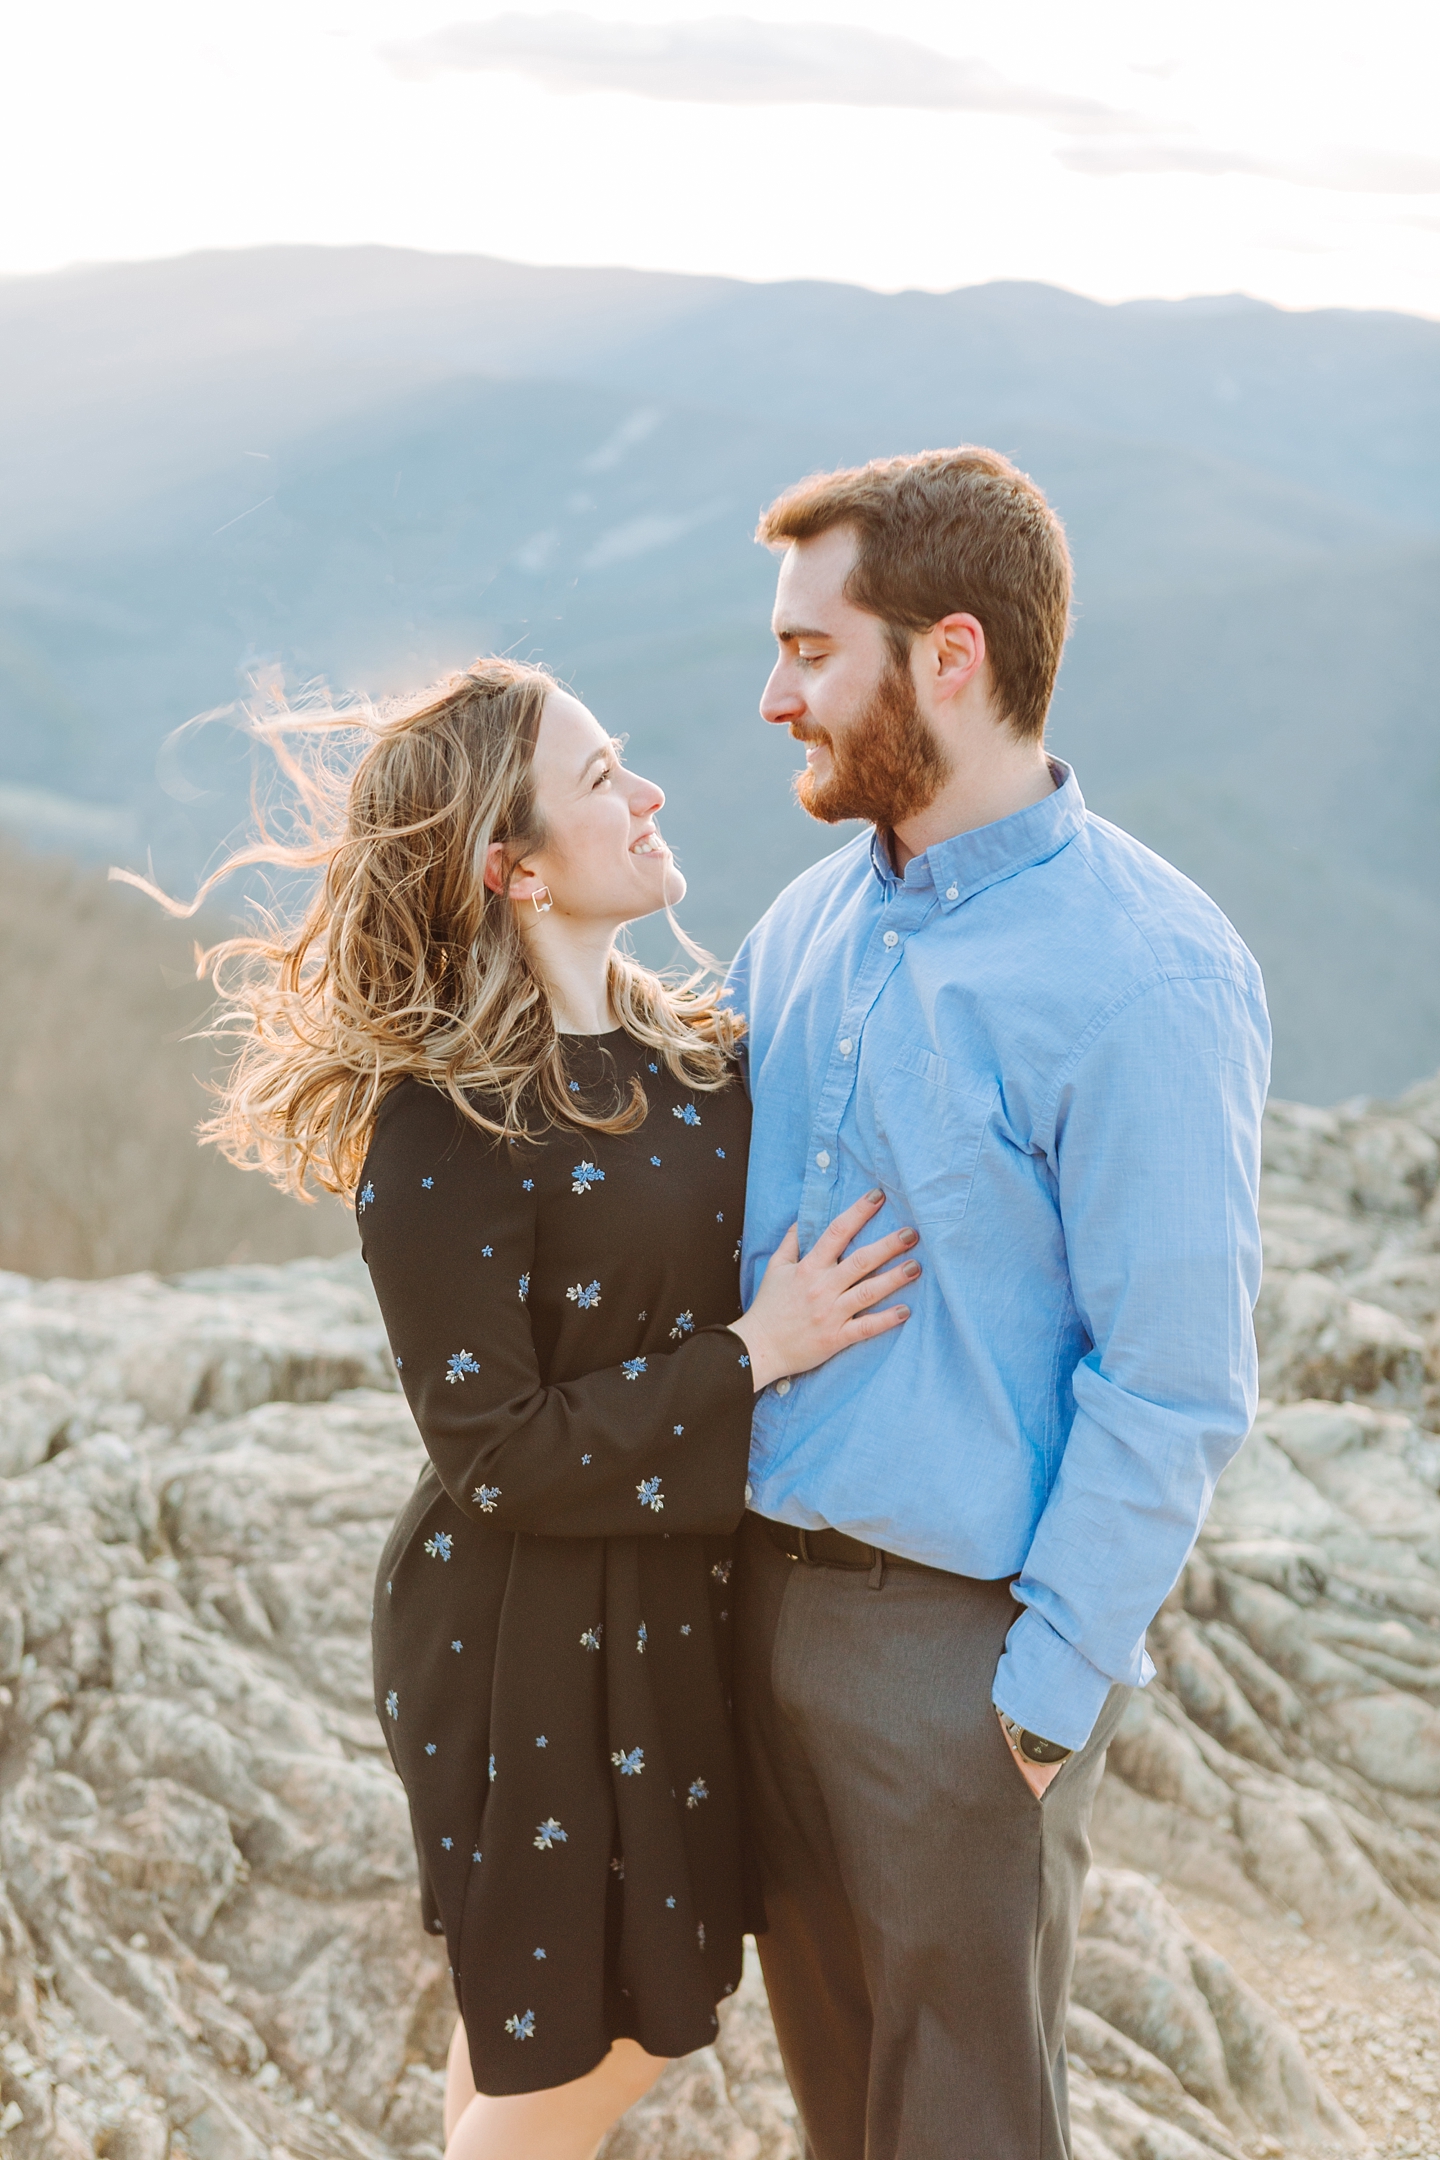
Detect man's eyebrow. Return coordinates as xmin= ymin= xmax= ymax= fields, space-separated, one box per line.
xmin=773 ymin=624 xmax=833 ymax=645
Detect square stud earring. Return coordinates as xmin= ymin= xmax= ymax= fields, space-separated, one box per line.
xmin=531 ymin=888 xmax=553 ymax=914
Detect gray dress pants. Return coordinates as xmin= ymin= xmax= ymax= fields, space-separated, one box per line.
xmin=734 ymin=1512 xmax=1127 ymax=2160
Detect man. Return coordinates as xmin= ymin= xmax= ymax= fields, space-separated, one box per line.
xmin=726 ymin=448 xmax=1269 ymax=2160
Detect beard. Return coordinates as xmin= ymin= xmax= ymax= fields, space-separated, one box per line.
xmin=793 ymin=660 xmax=951 ymax=830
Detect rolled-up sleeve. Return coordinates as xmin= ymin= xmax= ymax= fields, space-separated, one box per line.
xmin=992 ymin=969 xmax=1270 ymax=1750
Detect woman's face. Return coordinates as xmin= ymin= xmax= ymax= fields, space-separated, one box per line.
xmin=514 ymin=690 xmax=684 ymax=926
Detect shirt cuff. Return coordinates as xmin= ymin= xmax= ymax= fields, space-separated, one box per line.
xmin=991 ymin=1604 xmax=1152 ymax=1752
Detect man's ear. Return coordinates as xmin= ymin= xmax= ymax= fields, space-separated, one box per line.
xmin=927 ymin=613 xmax=987 ymax=703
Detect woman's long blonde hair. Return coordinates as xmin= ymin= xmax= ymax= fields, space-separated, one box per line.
xmin=121 ymin=658 xmax=741 ymax=1201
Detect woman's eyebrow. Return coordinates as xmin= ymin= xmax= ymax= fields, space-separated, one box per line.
xmin=578 ymin=745 xmax=614 ymax=781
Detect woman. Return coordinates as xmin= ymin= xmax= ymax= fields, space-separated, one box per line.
xmin=185 ymin=658 xmax=919 ymax=2160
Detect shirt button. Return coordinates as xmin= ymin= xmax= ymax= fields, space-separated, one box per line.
xmin=882 ymin=930 xmax=899 ymax=948
xmin=744 ymin=1482 xmax=753 ymax=1506
xmin=946 ymin=885 xmax=959 ymax=900
xmin=838 ymin=1039 xmax=853 ymax=1056
xmin=775 ymin=1379 xmax=791 ymax=1397
xmin=816 ymin=1150 xmax=831 ymax=1169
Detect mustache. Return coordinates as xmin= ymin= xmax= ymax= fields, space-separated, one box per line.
xmin=788 ymin=721 xmax=832 ymax=748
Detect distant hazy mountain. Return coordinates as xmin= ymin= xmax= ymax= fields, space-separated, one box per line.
xmin=0 ymin=246 xmax=1435 ymax=1099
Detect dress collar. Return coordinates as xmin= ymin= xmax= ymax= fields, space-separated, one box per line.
xmin=867 ymin=759 xmax=1086 ymax=909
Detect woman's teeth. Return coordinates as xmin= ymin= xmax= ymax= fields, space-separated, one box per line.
xmin=631 ymin=833 xmax=666 ymax=856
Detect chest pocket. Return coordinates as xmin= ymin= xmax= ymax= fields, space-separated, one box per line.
xmin=868 ymin=1048 xmax=997 ymax=1232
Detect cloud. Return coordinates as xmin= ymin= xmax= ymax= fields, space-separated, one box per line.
xmin=385 ymin=12 xmax=1134 ymax=131
xmin=1059 ymin=138 xmax=1440 ymax=196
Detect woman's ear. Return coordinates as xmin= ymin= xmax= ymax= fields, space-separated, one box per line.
xmin=481 ymin=840 xmax=511 ymax=897
xmin=483 ymin=840 xmax=547 ymax=903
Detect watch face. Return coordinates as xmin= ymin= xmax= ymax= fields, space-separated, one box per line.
xmin=1019 ymin=1730 xmax=1072 ymax=1765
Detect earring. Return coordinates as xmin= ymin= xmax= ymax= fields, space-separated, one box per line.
xmin=530 ymin=887 xmax=553 ymax=915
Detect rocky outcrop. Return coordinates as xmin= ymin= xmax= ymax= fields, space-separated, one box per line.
xmin=1 ymin=1073 xmax=1439 ymax=2159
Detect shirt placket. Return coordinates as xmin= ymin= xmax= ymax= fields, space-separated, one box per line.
xmin=797 ymin=883 xmax=938 ymax=1250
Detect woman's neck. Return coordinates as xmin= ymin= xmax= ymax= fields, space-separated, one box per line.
xmin=521 ymin=913 xmax=620 ymax=1034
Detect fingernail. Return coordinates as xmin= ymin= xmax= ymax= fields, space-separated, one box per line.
xmin=894 ymin=1306 xmax=910 ymax=1320
xmin=905 ymin=1261 xmax=921 ymax=1279
xmin=901 ymin=1227 xmax=919 ymax=1247
xmin=869 ymin=1188 xmax=884 ymax=1204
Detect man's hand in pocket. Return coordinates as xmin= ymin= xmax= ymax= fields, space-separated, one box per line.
xmin=997 ymin=1710 xmax=1066 ymax=1799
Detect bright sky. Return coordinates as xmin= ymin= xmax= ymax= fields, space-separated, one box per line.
xmin=4 ymin=0 xmax=1438 ymax=313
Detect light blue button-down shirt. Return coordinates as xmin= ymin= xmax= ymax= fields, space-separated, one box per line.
xmin=727 ymin=762 xmax=1269 ymax=1749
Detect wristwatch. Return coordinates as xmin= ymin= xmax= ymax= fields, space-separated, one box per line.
xmin=1000 ymin=1714 xmax=1073 ymax=1767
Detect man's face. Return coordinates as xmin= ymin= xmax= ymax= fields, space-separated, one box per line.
xmin=760 ymin=525 xmax=950 ymax=828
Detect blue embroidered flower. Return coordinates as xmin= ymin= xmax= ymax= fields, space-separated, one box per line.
xmin=650 ymin=1156 xmax=662 ymax=1167
xmin=571 ymin=1160 xmax=605 ymax=1195
xmin=666 ymin=1896 xmax=676 ymax=1909
xmin=441 ymin=1836 xmax=453 ymax=1850
xmin=568 ymin=1079 xmax=581 ymax=1092
xmin=567 ymin=1279 xmax=602 ymax=1310
xmin=687 ymin=1778 xmax=709 ymax=1809
xmin=580 ymin=1626 xmax=602 ymax=1651
xmin=637 ymin=1476 xmax=664 ymax=1513
xmin=472 ymin=1847 xmax=483 ymax=1863
xmin=481 ymin=1244 xmax=494 ymax=1258
xmin=446 ymin=1350 xmax=480 ymax=1385
xmin=533 ymin=1947 xmax=547 ymax=1960
xmin=716 ymin=1147 xmax=726 ymax=1159
xmin=473 ymin=1484 xmax=501 ymax=1513
xmin=533 ymin=1818 xmax=568 ymax=1851
xmin=385 ymin=1689 xmax=398 ymax=1719
xmin=536 ymin=1735 xmax=548 ymax=1748
xmin=711 ymin=1560 xmax=732 ymax=1585
xmin=424 ymin=1530 xmax=453 ymax=1562
xmin=716 ymin=1212 xmax=724 ymax=1223
xmin=522 ymin=1177 xmax=534 ymax=1191
xmin=421 ymin=1176 xmax=434 ymax=1189
xmin=636 ymin=1622 xmax=648 ymax=1655
xmin=506 ymin=2010 xmax=536 ymax=2041
xmin=673 ymin=1103 xmax=701 ymax=1127
xmin=621 ymin=1356 xmax=647 ymax=1380
xmin=488 ymin=1754 xmax=496 ymax=1782
xmin=680 ymin=1623 xmax=692 ymax=1637
xmin=425 ymin=1742 xmax=437 ymax=1756
xmin=394 ymin=1355 xmax=403 ymax=1370
xmin=638 ymin=1311 xmax=647 ymax=1320
xmin=648 ymin=1061 xmax=659 ymax=1072
xmin=451 ymin=1639 xmax=463 ymax=1652
xmin=612 ymin=1746 xmax=644 ymax=1777
xmin=673 ymin=1424 xmax=684 ymax=1435
xmin=738 ymin=1353 xmax=750 ymax=1369
xmin=669 ymin=1310 xmax=694 ymax=1341
xmin=581 ymin=1453 xmax=592 ymax=1465
xmin=518 ymin=1272 xmax=530 ymax=1301
xmin=357 ymin=1182 xmax=375 ymax=1211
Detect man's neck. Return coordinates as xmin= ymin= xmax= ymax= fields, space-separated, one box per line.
xmin=889 ymin=740 xmax=1057 ymax=875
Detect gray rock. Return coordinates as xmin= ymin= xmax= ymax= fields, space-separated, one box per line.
xmin=13 ymin=1073 xmax=1440 ymax=2154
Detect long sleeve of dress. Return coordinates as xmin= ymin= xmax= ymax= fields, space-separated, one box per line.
xmin=359 ymin=1077 xmax=756 ymax=1541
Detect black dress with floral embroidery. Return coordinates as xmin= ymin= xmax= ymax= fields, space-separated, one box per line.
xmin=362 ymin=1030 xmax=755 ymax=2096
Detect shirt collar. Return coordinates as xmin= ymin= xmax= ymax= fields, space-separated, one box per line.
xmin=868 ymin=759 xmax=1085 ymax=909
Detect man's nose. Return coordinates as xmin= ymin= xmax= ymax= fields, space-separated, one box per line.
xmin=760 ymin=663 xmax=803 ymax=727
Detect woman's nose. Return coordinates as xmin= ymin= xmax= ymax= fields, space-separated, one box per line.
xmin=633 ymin=773 xmax=664 ymax=814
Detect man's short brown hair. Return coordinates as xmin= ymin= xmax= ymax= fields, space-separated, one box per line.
xmin=756 ymin=447 xmax=1072 ymax=742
